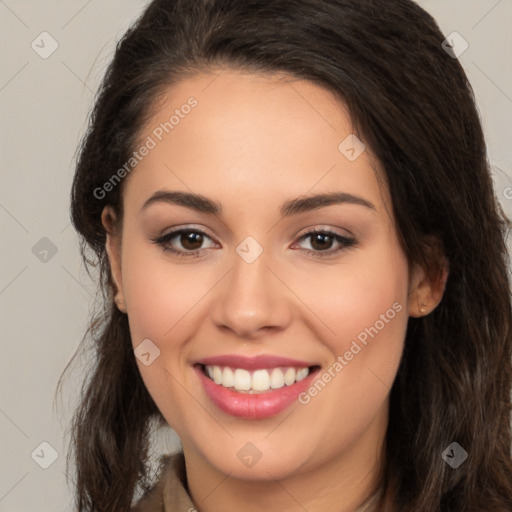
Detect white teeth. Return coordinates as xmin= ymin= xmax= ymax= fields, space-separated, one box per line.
xmin=283 ymin=368 xmax=296 ymax=386
xmin=270 ymin=368 xmax=285 ymax=389
xmin=252 ymin=370 xmax=270 ymax=391
xmin=212 ymin=366 xmax=223 ymax=385
xmin=233 ymin=369 xmax=252 ymax=391
xmin=296 ymin=367 xmax=309 ymax=382
xmin=222 ymin=367 xmax=235 ymax=388
xmin=204 ymin=365 xmax=312 ymax=392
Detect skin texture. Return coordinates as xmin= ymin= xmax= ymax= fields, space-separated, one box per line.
xmin=102 ymin=70 xmax=446 ymax=512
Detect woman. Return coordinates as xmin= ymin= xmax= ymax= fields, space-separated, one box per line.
xmin=65 ymin=0 xmax=512 ymax=510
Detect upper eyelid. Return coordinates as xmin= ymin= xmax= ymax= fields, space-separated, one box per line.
xmin=159 ymin=225 xmax=217 ymax=240
xmin=159 ymin=225 xmax=349 ymax=238
xmin=295 ymin=225 xmax=353 ymax=239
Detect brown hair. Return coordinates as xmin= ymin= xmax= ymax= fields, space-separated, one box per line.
xmin=63 ymin=0 xmax=512 ymax=510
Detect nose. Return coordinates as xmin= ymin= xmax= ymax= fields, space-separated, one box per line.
xmin=211 ymin=249 xmax=293 ymax=340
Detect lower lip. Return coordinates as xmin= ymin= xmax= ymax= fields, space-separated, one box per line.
xmin=195 ymin=365 xmax=320 ymax=419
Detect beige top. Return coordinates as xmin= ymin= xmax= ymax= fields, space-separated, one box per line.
xmin=131 ymin=452 xmax=385 ymax=512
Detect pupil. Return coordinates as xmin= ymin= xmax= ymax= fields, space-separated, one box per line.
xmin=182 ymin=232 xmax=203 ymax=250
xmin=311 ymin=233 xmax=332 ymax=251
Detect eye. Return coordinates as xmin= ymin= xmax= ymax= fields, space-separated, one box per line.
xmin=151 ymin=227 xmax=357 ymax=260
xmin=293 ymin=229 xmax=357 ymax=257
xmin=151 ymin=228 xmax=217 ymax=258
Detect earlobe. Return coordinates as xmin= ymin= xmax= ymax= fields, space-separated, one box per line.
xmin=408 ymin=261 xmax=449 ymax=318
xmin=101 ymin=206 xmax=127 ymax=314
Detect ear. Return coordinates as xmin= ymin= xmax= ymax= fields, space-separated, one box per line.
xmin=101 ymin=206 xmax=127 ymax=313
xmin=408 ymin=256 xmax=449 ymax=318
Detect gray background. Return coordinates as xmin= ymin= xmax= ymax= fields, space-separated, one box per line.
xmin=1 ymin=1 xmax=511 ymax=510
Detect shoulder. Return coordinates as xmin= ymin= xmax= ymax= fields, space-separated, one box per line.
xmin=130 ymin=453 xmax=184 ymax=512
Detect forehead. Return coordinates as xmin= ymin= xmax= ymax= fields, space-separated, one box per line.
xmin=124 ymin=70 xmax=387 ymax=215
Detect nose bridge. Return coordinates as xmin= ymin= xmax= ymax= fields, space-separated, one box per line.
xmin=211 ymin=241 xmax=291 ymax=337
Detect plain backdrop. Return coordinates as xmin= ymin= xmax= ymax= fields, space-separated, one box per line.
xmin=1 ymin=1 xmax=511 ymax=510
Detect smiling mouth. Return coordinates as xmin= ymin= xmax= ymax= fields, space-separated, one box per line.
xmin=197 ymin=364 xmax=321 ymax=394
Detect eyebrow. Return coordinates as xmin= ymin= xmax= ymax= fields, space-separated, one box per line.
xmin=141 ymin=190 xmax=376 ymax=216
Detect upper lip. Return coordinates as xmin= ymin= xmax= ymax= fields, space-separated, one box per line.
xmin=195 ymin=354 xmax=317 ymax=370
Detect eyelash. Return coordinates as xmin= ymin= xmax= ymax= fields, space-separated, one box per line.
xmin=151 ymin=228 xmax=357 ymax=260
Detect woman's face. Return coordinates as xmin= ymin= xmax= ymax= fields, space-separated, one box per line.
xmin=104 ymin=70 xmax=426 ymax=482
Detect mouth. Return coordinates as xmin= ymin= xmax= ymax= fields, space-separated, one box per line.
xmin=193 ymin=358 xmax=321 ymax=419
xmin=197 ymin=364 xmax=321 ymax=394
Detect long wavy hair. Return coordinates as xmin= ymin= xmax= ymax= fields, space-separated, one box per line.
xmin=63 ymin=0 xmax=512 ymax=510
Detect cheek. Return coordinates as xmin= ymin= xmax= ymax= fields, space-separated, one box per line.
xmin=288 ymin=244 xmax=409 ymax=433
xmin=120 ymin=242 xmax=214 ymax=345
xmin=119 ymin=241 xmax=207 ymax=428
xmin=289 ymin=244 xmax=409 ymax=359
xmin=292 ymin=248 xmax=409 ymax=438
